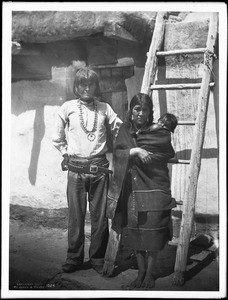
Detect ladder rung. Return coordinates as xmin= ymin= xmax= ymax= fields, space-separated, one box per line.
xmin=150 ymin=82 xmax=215 ymax=90
xmin=156 ymin=48 xmax=207 ymax=57
xmin=168 ymin=159 xmax=190 ymax=164
xmin=175 ymin=200 xmax=183 ymax=205
xmin=178 ymin=121 xmax=195 ymax=125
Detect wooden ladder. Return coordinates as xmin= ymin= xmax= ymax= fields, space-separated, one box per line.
xmin=141 ymin=11 xmax=218 ymax=285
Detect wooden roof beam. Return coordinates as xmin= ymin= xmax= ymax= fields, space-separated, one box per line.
xmin=104 ymin=23 xmax=141 ymax=43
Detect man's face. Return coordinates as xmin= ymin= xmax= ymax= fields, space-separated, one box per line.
xmin=76 ymin=81 xmax=96 ymax=101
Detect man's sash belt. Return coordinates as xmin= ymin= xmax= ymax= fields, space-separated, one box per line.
xmin=68 ymin=162 xmax=113 ymax=175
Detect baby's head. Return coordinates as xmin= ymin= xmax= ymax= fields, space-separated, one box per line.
xmin=158 ymin=113 xmax=178 ymax=133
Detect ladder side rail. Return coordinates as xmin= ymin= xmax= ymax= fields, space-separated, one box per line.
xmin=172 ymin=12 xmax=218 ymax=286
xmin=141 ymin=12 xmax=167 ymax=95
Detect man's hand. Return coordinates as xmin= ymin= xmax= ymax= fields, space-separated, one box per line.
xmin=61 ymin=154 xmax=69 ymax=171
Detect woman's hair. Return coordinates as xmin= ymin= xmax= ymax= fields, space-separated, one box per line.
xmin=125 ymin=93 xmax=154 ymax=126
xmin=73 ymin=67 xmax=101 ymax=98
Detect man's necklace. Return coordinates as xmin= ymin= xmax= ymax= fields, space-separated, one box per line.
xmin=79 ymin=100 xmax=98 ymax=142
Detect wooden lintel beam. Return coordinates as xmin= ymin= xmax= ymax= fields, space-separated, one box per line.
xmin=104 ymin=23 xmax=141 ymax=43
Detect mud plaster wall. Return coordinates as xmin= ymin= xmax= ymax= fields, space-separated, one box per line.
xmin=10 ymin=36 xmax=136 ymax=209
xmin=11 ymin=18 xmax=219 ymax=218
xmin=150 ymin=19 xmax=219 ymax=217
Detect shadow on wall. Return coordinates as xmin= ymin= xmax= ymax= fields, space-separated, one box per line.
xmin=156 ymin=57 xmax=168 ymax=114
xmin=11 ymin=80 xmax=64 ymax=116
xmin=28 ymin=105 xmax=45 ymax=185
xmin=175 ymin=148 xmax=218 ymax=161
xmin=11 ymin=80 xmax=64 ymax=186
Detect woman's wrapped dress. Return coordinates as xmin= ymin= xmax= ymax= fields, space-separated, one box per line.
xmin=107 ymin=123 xmax=176 ymax=252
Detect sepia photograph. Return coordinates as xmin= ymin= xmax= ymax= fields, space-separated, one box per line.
xmin=2 ymin=2 xmax=227 ymax=299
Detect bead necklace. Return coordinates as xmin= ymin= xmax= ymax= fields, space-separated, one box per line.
xmin=79 ymin=100 xmax=98 ymax=141
xmin=133 ymin=122 xmax=148 ymax=135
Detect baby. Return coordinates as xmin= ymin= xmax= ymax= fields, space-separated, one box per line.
xmin=150 ymin=113 xmax=178 ymax=133
xmin=137 ymin=112 xmax=178 ymax=156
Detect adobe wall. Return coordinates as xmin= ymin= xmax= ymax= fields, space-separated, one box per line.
xmin=126 ymin=18 xmax=219 ymax=218
xmin=160 ymin=20 xmax=218 ymax=216
xmin=11 ymin=17 xmax=219 ymax=221
xmin=11 ymin=37 xmax=136 ymax=209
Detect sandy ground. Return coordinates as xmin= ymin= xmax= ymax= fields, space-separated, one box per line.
xmin=6 ymin=204 xmax=221 ymax=298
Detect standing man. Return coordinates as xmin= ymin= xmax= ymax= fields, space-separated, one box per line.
xmin=52 ymin=67 xmax=122 ymax=274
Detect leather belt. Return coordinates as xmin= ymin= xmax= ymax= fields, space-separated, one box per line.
xmin=68 ymin=162 xmax=113 ymax=175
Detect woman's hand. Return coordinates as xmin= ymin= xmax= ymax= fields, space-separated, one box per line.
xmin=61 ymin=154 xmax=69 ymax=171
xmin=130 ymin=148 xmax=152 ymax=165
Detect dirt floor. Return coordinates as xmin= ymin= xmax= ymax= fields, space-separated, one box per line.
xmin=6 ymin=204 xmax=221 ymax=297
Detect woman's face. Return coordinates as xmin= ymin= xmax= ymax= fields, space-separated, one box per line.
xmin=131 ymin=104 xmax=150 ymax=127
xmin=76 ymin=80 xmax=97 ymax=101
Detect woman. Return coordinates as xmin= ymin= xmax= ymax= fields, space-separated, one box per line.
xmin=106 ymin=93 xmax=176 ymax=288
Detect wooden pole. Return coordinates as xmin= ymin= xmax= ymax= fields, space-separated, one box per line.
xmin=172 ymin=12 xmax=218 ymax=286
xmin=102 ymin=227 xmax=121 ymax=276
xmin=141 ymin=11 xmax=167 ymax=95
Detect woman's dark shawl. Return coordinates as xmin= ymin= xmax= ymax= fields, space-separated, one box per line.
xmin=106 ymin=123 xmax=175 ymax=219
xmin=107 ymin=123 xmax=177 ymax=251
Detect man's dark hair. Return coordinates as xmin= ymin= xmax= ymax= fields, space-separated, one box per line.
xmin=73 ymin=67 xmax=101 ymax=98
